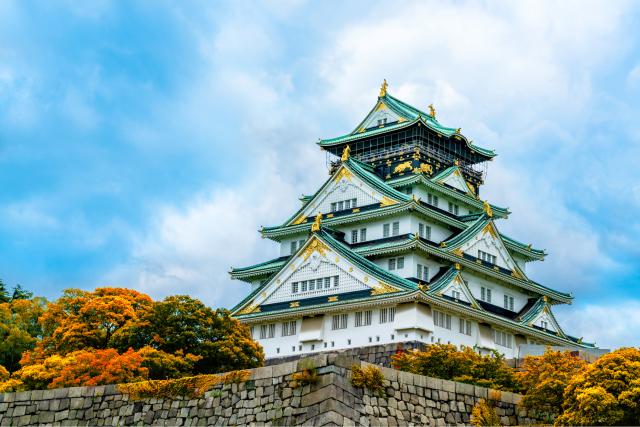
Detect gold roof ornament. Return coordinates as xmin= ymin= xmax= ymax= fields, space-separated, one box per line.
xmin=428 ymin=103 xmax=436 ymax=118
xmin=379 ymin=79 xmax=388 ymax=97
xmin=543 ymin=295 xmax=549 ymax=303
xmin=311 ymin=213 xmax=322 ymax=232
xmin=454 ymin=159 xmax=460 ymax=166
xmin=341 ymin=145 xmax=351 ymax=161
xmin=456 ymin=128 xmax=461 ymax=134
xmin=483 ymin=200 xmax=494 ymax=217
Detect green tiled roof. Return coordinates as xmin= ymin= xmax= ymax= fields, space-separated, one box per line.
xmin=230 ymin=256 xmax=288 ymax=280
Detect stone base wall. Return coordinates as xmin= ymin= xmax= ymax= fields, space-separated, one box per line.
xmin=265 ymin=341 xmax=428 ymax=368
xmin=0 ymin=353 xmax=549 ymax=426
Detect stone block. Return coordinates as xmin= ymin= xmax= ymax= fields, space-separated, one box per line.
xmin=272 ymin=361 xmax=296 ymax=377
xmin=441 ymin=379 xmax=456 ymax=393
xmin=426 ymin=377 xmax=442 ymax=390
xmin=251 ymin=366 xmax=273 ymax=380
xmin=14 ymin=391 xmax=31 ymax=402
xmin=455 ymin=381 xmax=474 ymax=396
xmin=474 ymin=385 xmax=488 ymax=399
xmin=55 ymin=409 xmax=70 ymax=422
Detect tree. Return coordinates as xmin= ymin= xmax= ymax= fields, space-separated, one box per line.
xmin=0 ymin=297 xmax=46 ymax=372
xmin=0 ymin=279 xmax=9 ymax=303
xmin=555 ymin=347 xmax=640 ymax=426
xmin=119 ymin=295 xmax=264 ymax=374
xmin=137 ymin=347 xmax=201 ymax=380
xmin=11 ymin=284 xmax=33 ymax=301
xmin=36 ymin=287 xmax=153 ymax=355
xmin=516 ymin=348 xmax=586 ymax=414
xmin=392 ymin=343 xmax=518 ymax=391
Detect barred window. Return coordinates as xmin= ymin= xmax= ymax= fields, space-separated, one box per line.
xmin=292 ymin=282 xmax=299 ymax=294
xmin=396 ymin=257 xmax=404 ymax=269
xmin=380 ymin=307 xmax=395 ymax=323
xmin=282 ymin=320 xmax=297 ymax=336
xmin=383 ymin=223 xmax=390 ymax=238
xmin=418 ymin=223 xmax=431 ymax=239
xmin=332 ymin=314 xmax=348 ymax=330
xmin=417 ymin=264 xmax=429 ymax=281
xmin=290 ymin=241 xmax=297 ymax=254
xmin=392 ymin=221 xmax=400 ymax=236
xmin=459 ymin=319 xmax=472 ymax=336
xmin=504 ymin=294 xmax=514 ymax=311
xmin=360 ymin=228 xmax=367 ymax=242
xmin=481 ymin=287 xmax=492 ymax=303
xmin=434 ymin=310 xmax=451 ymax=330
xmin=494 ymin=330 xmax=512 ymax=348
xmin=388 ymin=258 xmax=396 ymax=270
xmin=355 ymin=310 xmax=371 ymax=327
xmin=351 ymin=229 xmax=358 ymax=243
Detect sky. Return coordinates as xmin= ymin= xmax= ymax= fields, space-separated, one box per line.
xmin=1 ymin=0 xmax=639 ymax=349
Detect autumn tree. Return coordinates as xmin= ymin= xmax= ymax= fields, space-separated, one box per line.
xmin=136 ymin=347 xmax=201 ymax=380
xmin=119 ymin=295 xmax=264 ymax=374
xmin=11 ymin=284 xmax=33 ymax=301
xmin=0 ymin=279 xmax=9 ymax=303
xmin=0 ymin=296 xmax=46 ymax=372
xmin=36 ymin=287 xmax=153 ymax=355
xmin=555 ymin=347 xmax=640 ymax=426
xmin=516 ymin=348 xmax=586 ymax=415
xmin=392 ymin=344 xmax=518 ymax=391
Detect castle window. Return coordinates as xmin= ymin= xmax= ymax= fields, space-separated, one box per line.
xmin=345 ymin=199 xmax=351 ymax=209
xmin=478 ymin=250 xmax=497 ymax=265
xmin=383 ymin=223 xmax=390 ymax=237
xmin=290 ymin=241 xmax=298 ymax=254
xmin=397 ymin=257 xmax=404 ymax=269
xmin=452 ymin=290 xmax=461 ymax=300
xmin=392 ymin=221 xmax=400 ymax=236
xmin=418 ymin=223 xmax=431 ymax=240
xmin=337 ymin=201 xmax=344 ymax=211
xmin=298 ymin=239 xmax=305 ymax=248
xmin=388 ymin=258 xmax=396 ymax=270
xmin=541 ymin=320 xmax=549 ymax=330
xmin=352 ymin=198 xmax=357 ymax=208
xmin=434 ymin=310 xmax=451 ymax=329
xmin=427 ymin=194 xmax=439 ymax=207
xmin=448 ymin=202 xmax=460 ymax=215
xmin=481 ymin=286 xmax=492 ymax=303
xmin=494 ymin=330 xmax=512 ymax=348
xmin=324 ymin=277 xmax=331 ymax=289
xmin=309 ymin=279 xmax=315 ymax=291
xmin=417 ymin=264 xmax=429 ymax=281
xmin=459 ymin=319 xmax=472 ymax=336
xmin=260 ymin=324 xmax=275 ymax=339
xmin=351 ymin=230 xmax=358 ymax=243
xmin=282 ymin=320 xmax=297 ymax=336
xmin=333 ymin=276 xmax=339 ymax=287
xmin=355 ymin=310 xmax=372 ymax=327
xmin=331 ymin=203 xmax=337 ymax=212
xmin=360 ymin=228 xmax=367 ymax=242
xmin=332 ymin=313 xmax=348 ymax=330
xmin=292 ymin=282 xmax=299 ymax=294
xmin=301 ymin=281 xmax=308 ymax=292
xmin=504 ymin=294 xmax=514 ymax=311
xmin=380 ymin=307 xmax=395 ymax=323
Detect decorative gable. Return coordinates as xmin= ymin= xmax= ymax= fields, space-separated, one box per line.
xmin=523 ymin=302 xmax=565 ymax=337
xmin=435 ymin=167 xmax=474 ymax=196
xmin=234 ymin=236 xmax=404 ymax=315
xmin=289 ymin=165 xmax=400 ymax=225
xmin=458 ymin=223 xmax=523 ymax=275
xmin=357 ymin=101 xmax=404 ymax=131
xmin=429 ymin=268 xmax=483 ymax=310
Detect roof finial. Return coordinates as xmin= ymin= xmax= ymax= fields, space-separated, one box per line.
xmin=543 ymin=295 xmax=549 ymax=303
xmin=454 ymin=159 xmax=460 ymax=166
xmin=379 ymin=79 xmax=388 ymax=97
xmin=341 ymin=145 xmax=351 ymax=162
xmin=311 ymin=213 xmax=322 ymax=232
xmin=483 ymin=200 xmax=493 ymax=217
xmin=428 ymin=103 xmax=436 ymax=118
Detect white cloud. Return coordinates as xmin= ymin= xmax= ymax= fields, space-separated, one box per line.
xmin=556 ymin=302 xmax=640 ymax=349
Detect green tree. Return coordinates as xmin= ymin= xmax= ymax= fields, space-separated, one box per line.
xmin=118 ymin=295 xmax=264 ymax=374
xmin=0 ymin=279 xmax=10 ymax=303
xmin=555 ymin=347 xmax=640 ymax=426
xmin=0 ymin=297 xmax=46 ymax=372
xmin=11 ymin=284 xmax=33 ymax=301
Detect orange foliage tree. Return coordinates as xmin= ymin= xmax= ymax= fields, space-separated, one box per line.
xmin=516 ymin=348 xmax=586 ymax=414
xmin=555 ymin=347 xmax=640 ymax=426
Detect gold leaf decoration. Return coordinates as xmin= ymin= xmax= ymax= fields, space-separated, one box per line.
xmin=301 ymin=238 xmax=329 ymax=261
xmin=290 ymin=301 xmax=300 ymax=308
xmin=393 ymin=161 xmax=413 ymax=174
xmin=380 ymin=196 xmax=397 ymax=207
xmin=371 ymin=282 xmax=399 ymax=295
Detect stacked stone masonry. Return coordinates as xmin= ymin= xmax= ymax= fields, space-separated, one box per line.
xmin=0 ymin=353 xmax=548 ymax=426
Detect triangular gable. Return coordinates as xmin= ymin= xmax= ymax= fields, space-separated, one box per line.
xmin=284 ymin=159 xmax=409 ymax=226
xmin=428 ymin=267 xmax=483 ymax=310
xmin=443 ymin=218 xmax=528 ymax=280
xmin=518 ymin=298 xmax=566 ymax=338
xmin=232 ymin=231 xmax=414 ymax=315
xmin=432 ymin=166 xmax=475 ymax=196
xmin=355 ymin=100 xmax=405 ymax=132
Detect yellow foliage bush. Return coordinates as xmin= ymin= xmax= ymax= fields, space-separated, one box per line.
xmin=470 ymin=399 xmax=501 ymax=426
xmin=351 ymin=364 xmax=385 ymax=396
xmin=291 ymin=369 xmax=318 ymax=389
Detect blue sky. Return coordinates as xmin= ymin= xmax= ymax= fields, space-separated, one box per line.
xmin=1 ymin=0 xmax=639 ymax=348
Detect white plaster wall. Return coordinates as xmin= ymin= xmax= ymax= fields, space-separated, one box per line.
xmin=464 ymin=272 xmax=530 ymax=313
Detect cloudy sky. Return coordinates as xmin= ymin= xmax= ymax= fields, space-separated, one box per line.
xmin=1 ymin=0 xmax=639 ymax=348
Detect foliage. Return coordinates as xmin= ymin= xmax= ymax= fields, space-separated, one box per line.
xmin=117 ymin=295 xmax=264 ymax=374
xmin=516 ymin=348 xmax=586 ymax=414
xmin=351 ymin=364 xmax=385 ymax=396
xmin=0 ymin=280 xmax=10 ymax=303
xmin=11 ymin=285 xmax=33 ymax=301
xmin=119 ymin=370 xmax=251 ymax=400
xmin=555 ymin=347 xmax=640 ymax=426
xmin=392 ymin=344 xmax=518 ymax=391
xmin=291 ymin=369 xmax=318 ymax=389
xmin=0 ymin=296 xmax=46 ymax=372
xmin=470 ymin=399 xmax=501 ymax=426
xmin=36 ymin=288 xmax=153 ymax=355
xmin=136 ymin=347 xmax=201 ymax=380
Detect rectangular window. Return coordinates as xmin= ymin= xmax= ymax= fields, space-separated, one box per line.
xmin=494 ymin=330 xmax=512 ymax=348
xmin=434 ymin=311 xmax=452 ymax=329
xmin=448 ymin=202 xmax=460 ymax=215
xmin=352 ymin=198 xmax=357 ymax=208
xmin=417 ymin=264 xmax=422 ymax=279
xmin=340 ymin=313 xmax=348 ymax=329
xmin=396 ymin=257 xmax=404 ymax=269
xmin=331 ymin=203 xmax=337 ymax=212
xmin=383 ymin=223 xmax=390 ymax=238
xmin=459 ymin=319 xmax=472 ymax=336
xmin=355 ymin=311 xmax=363 ymax=327
xmin=334 ymin=276 xmax=339 ymax=287
xmin=299 ymin=239 xmax=305 ymax=249
xmin=337 ymin=201 xmax=344 ymax=211
xmin=478 ymin=250 xmax=497 ymax=265
xmin=301 ymin=281 xmax=308 ymax=292
xmin=324 ymin=277 xmax=331 ymax=289
xmin=268 ymin=324 xmax=275 ymax=338
xmin=481 ymin=286 xmax=492 ymax=303
xmin=309 ymin=279 xmax=315 ymax=291
xmin=380 ymin=307 xmax=395 ymax=323
xmin=504 ymin=295 xmax=514 ymax=311
xmin=259 ymin=325 xmax=268 ymax=339
xmin=345 ymin=199 xmax=351 ymax=210
xmin=428 ymin=194 xmax=439 ymax=207
xmin=282 ymin=320 xmax=297 ymax=336
xmin=452 ymin=290 xmax=461 ymax=300
xmin=360 ymin=228 xmax=367 ymax=242
xmin=418 ymin=223 xmax=432 ymax=240
xmin=364 ymin=310 xmax=372 ymax=325
xmin=388 ymin=258 xmax=396 ymax=270
xmin=332 ymin=315 xmax=340 ymax=330
xmin=351 ymin=229 xmax=358 ymax=243
xmin=290 ymin=241 xmax=297 ymax=254
xmin=292 ymin=282 xmax=299 ymax=294
xmin=392 ymin=221 xmax=400 ymax=236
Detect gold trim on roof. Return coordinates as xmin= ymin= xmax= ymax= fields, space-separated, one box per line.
xmin=413 ymin=163 xmax=433 ymax=175
xmin=328 ymin=296 xmax=338 ymax=302
xmin=380 ymin=196 xmax=397 ymax=207
xmin=483 ymin=200 xmax=494 ymax=217
xmin=292 ymin=214 xmax=307 ymax=225
xmin=371 ymin=281 xmax=398 ymax=295
xmin=379 ymin=79 xmax=388 ymax=97
xmin=302 ymin=238 xmax=328 ymax=261
xmin=333 ymin=167 xmax=353 ymax=183
xmin=482 ymin=223 xmax=498 ymax=238
xmin=237 ymin=303 xmax=260 ymax=315
xmin=311 ymin=213 xmax=322 ymax=232
xmin=428 ymin=104 xmax=436 ymax=118
xmin=290 ymin=301 xmax=300 ymax=308
xmin=341 ymin=145 xmax=351 ymax=161
xmin=453 ymin=248 xmax=463 ymax=257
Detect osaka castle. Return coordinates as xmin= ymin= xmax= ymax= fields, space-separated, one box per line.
xmin=230 ymin=80 xmax=593 ymax=360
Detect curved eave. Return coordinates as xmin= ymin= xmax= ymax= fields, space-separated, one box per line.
xmin=354 ymin=237 xmax=572 ymax=304
xmin=234 ymin=290 xmax=589 ymax=349
xmin=501 ymin=234 xmax=546 ymax=261
xmin=386 ymin=174 xmax=510 ymax=219
xmin=262 ymin=200 xmax=466 ymax=241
